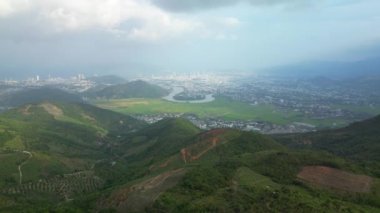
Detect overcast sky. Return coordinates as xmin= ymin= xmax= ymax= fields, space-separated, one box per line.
xmin=0 ymin=0 xmax=380 ymax=78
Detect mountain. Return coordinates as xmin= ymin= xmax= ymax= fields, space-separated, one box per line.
xmin=87 ymin=75 xmax=127 ymax=86
xmin=0 ymin=109 xmax=379 ymax=212
xmin=0 ymin=101 xmax=145 ymax=152
xmin=0 ymin=102 xmax=145 ymax=186
xmin=120 ymin=118 xmax=201 ymax=163
xmin=98 ymin=118 xmax=380 ymax=212
xmin=275 ymin=115 xmax=380 ymax=162
xmin=86 ymin=80 xmax=169 ymax=99
xmin=98 ymin=123 xmax=289 ymax=212
xmin=264 ymin=57 xmax=380 ymax=78
xmin=0 ymin=87 xmax=83 ymax=108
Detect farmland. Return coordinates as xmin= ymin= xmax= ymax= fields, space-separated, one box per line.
xmin=94 ymin=97 xmax=300 ymax=124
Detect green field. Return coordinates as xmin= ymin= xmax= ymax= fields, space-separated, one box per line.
xmin=94 ymin=97 xmax=367 ymax=127
xmin=333 ymin=104 xmax=380 ymax=115
xmin=94 ymin=97 xmax=299 ymax=124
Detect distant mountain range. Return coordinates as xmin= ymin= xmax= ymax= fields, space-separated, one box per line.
xmin=264 ymin=57 xmax=380 ymax=78
xmin=87 ymin=75 xmax=127 ymax=86
xmin=0 ymin=101 xmax=379 ymax=212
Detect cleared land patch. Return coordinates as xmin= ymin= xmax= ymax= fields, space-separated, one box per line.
xmin=297 ymin=166 xmax=373 ymax=193
xmin=19 ymin=105 xmax=31 ymax=115
xmin=181 ymin=129 xmax=228 ymax=163
xmin=39 ymin=103 xmax=63 ymax=118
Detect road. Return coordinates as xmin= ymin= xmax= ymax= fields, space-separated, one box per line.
xmin=18 ymin=150 xmax=33 ymax=185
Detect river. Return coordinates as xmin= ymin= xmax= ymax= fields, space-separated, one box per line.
xmin=162 ymin=87 xmax=215 ymax=103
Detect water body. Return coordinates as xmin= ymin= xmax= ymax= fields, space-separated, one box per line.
xmin=163 ymin=87 xmax=215 ymax=103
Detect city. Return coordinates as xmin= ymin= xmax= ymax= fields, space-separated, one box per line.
xmin=1 ymin=73 xmax=379 ymax=134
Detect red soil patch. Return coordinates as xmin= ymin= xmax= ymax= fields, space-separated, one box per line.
xmin=159 ymin=158 xmax=173 ymax=168
xmin=180 ymin=129 xmax=228 ymax=163
xmin=181 ymin=148 xmax=188 ymax=163
xmin=181 ymin=136 xmax=218 ymax=163
xmin=149 ymin=157 xmax=175 ymax=171
xmin=297 ymin=166 xmax=373 ymax=193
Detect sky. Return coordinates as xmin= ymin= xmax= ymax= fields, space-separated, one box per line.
xmin=0 ymin=0 xmax=380 ymax=79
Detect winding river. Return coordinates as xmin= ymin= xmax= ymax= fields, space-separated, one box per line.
xmin=162 ymin=87 xmax=215 ymax=103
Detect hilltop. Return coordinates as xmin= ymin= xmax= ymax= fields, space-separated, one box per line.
xmin=86 ymin=80 xmax=169 ymax=99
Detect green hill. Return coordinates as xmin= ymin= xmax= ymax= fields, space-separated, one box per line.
xmin=86 ymin=80 xmax=169 ymax=99
xmin=121 ymin=118 xmax=201 ymax=162
xmin=0 ymin=102 xmax=145 ymax=190
xmin=0 ymin=87 xmax=83 ymax=107
xmin=275 ymin=115 xmax=380 ymax=175
xmin=99 ymin=117 xmax=380 ymax=213
xmin=92 ymin=118 xmax=201 ymax=187
xmin=146 ymin=130 xmax=380 ymax=213
xmin=0 ymin=111 xmax=379 ymax=212
xmin=87 ymin=75 xmax=127 ymax=85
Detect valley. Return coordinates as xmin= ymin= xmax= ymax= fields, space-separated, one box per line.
xmin=2 ymin=1 xmax=380 ymax=212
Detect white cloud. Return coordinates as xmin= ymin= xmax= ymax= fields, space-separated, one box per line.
xmin=0 ymin=0 xmax=206 ymax=41
xmin=220 ymin=17 xmax=241 ymax=28
xmin=0 ymin=0 xmax=31 ymax=17
xmin=39 ymin=0 xmax=144 ymax=31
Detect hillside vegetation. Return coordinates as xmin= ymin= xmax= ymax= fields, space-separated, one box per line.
xmin=0 ymin=102 xmax=144 ymax=191
xmin=0 ymin=103 xmax=379 ymax=212
xmin=275 ymin=115 xmax=380 ymax=176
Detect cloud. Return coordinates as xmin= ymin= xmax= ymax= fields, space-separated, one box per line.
xmin=150 ymin=0 xmax=236 ymax=12
xmin=0 ymin=0 xmax=30 ymax=17
xmin=0 ymin=0 xmax=204 ymax=41
xmin=150 ymin=0 xmax=317 ymax=12
xmin=0 ymin=0 xmax=319 ymax=42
